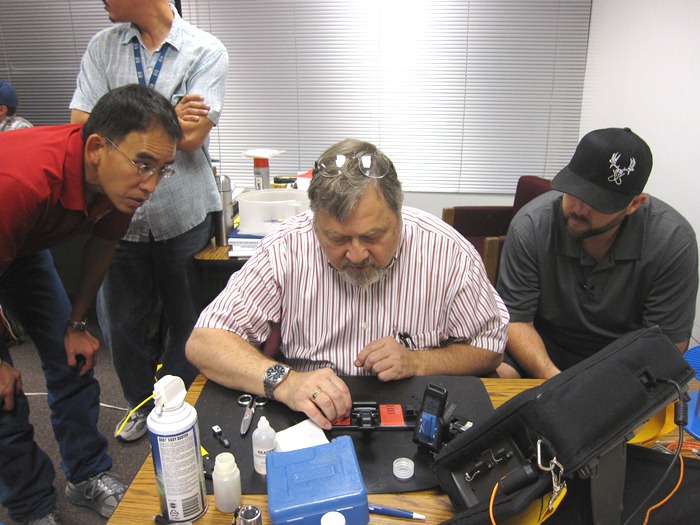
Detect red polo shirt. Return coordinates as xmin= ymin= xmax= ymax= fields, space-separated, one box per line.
xmin=0 ymin=124 xmax=134 ymax=273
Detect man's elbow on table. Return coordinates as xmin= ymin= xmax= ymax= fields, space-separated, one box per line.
xmin=467 ymin=347 xmax=504 ymax=377
xmin=185 ymin=327 xmax=219 ymax=374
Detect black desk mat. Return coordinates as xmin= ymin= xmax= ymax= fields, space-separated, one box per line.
xmin=195 ymin=375 xmax=494 ymax=494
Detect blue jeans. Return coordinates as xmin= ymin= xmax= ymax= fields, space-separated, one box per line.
xmin=0 ymin=250 xmax=111 ymax=523
xmin=97 ymin=216 xmax=212 ymax=410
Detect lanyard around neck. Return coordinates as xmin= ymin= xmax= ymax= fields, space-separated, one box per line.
xmin=132 ymin=40 xmax=169 ymax=89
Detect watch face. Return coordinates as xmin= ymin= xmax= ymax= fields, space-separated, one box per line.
xmin=266 ymin=364 xmax=287 ymax=382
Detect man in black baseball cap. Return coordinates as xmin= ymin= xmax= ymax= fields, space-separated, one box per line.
xmin=495 ymin=127 xmax=697 ymax=379
xmin=552 ymin=127 xmax=653 ymax=214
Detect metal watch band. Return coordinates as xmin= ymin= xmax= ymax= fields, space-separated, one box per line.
xmin=263 ymin=364 xmax=290 ymax=400
xmin=264 ymin=380 xmax=274 ymax=400
xmin=67 ymin=318 xmax=88 ymax=331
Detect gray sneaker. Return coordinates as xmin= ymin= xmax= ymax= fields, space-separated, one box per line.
xmin=114 ymin=407 xmax=149 ymax=442
xmin=21 ymin=511 xmax=63 ymax=525
xmin=65 ymin=471 xmax=127 ymax=518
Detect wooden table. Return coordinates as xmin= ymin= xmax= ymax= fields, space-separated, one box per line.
xmin=109 ymin=377 xmax=542 ymax=524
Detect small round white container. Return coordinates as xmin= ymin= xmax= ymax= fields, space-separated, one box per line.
xmin=238 ymin=189 xmax=310 ymax=236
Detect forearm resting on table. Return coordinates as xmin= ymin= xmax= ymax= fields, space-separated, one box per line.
xmin=414 ymin=343 xmax=503 ymax=377
xmin=506 ymin=321 xmax=560 ymax=379
xmin=186 ymin=327 xmax=274 ymax=395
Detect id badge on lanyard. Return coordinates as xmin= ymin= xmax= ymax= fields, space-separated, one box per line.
xmin=133 ymin=40 xmax=168 ymax=89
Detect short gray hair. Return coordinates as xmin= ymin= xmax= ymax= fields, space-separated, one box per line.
xmin=308 ymin=139 xmax=404 ymax=221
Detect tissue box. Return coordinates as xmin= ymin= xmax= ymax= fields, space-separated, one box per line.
xmin=266 ymin=436 xmax=369 ymax=525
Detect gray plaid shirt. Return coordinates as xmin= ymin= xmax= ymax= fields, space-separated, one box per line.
xmin=70 ymin=5 xmax=228 ymax=241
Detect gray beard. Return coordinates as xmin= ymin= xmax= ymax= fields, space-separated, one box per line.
xmin=338 ymin=263 xmax=386 ymax=287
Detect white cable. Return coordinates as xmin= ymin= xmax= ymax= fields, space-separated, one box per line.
xmin=24 ymin=392 xmax=128 ymax=411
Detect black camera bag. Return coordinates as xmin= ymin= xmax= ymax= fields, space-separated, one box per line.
xmin=432 ymin=326 xmax=696 ymax=524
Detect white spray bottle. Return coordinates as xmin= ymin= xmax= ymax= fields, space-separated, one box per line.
xmin=147 ymin=375 xmax=207 ymax=522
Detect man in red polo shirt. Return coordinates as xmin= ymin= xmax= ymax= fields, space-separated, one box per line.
xmin=0 ymin=84 xmax=182 ymax=525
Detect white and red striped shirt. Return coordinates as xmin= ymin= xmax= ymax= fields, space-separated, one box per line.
xmin=196 ymin=207 xmax=509 ymax=375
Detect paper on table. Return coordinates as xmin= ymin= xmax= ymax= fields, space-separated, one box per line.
xmin=274 ymin=419 xmax=329 ymax=452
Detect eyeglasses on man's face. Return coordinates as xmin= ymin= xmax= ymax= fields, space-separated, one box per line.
xmin=102 ymin=135 xmax=176 ymax=180
xmin=313 ymin=152 xmax=393 ymax=179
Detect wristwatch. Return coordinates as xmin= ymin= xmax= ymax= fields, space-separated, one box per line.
xmin=67 ymin=318 xmax=88 ymax=331
xmin=263 ymin=363 xmax=291 ymax=400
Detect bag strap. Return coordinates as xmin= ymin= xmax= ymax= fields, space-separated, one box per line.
xmin=500 ymin=487 xmax=568 ymax=525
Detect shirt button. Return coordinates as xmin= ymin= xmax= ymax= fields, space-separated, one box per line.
xmin=361 ymin=322 xmax=367 ymax=330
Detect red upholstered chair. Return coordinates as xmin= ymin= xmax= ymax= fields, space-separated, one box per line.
xmin=442 ymin=175 xmax=552 ymax=284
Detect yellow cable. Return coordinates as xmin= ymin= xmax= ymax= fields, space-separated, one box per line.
xmin=115 ymin=394 xmax=154 ymax=436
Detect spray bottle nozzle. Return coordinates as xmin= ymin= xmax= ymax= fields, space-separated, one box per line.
xmin=152 ymin=375 xmax=187 ymax=415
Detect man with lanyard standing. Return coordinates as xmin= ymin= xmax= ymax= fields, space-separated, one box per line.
xmin=70 ymin=0 xmax=228 ymax=442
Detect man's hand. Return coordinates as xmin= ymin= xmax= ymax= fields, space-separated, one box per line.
xmin=175 ymin=94 xmax=210 ymax=123
xmin=0 ymin=360 xmax=22 ymax=411
xmin=275 ymin=368 xmax=352 ymax=430
xmin=354 ymin=336 xmax=417 ymax=381
xmin=64 ymin=328 xmax=100 ymax=376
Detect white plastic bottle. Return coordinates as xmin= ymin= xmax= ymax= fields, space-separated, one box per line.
xmin=147 ymin=375 xmax=207 ymax=522
xmin=213 ymin=452 xmax=242 ymax=513
xmin=252 ymin=416 xmax=276 ymax=474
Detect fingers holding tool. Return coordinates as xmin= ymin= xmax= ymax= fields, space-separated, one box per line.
xmin=277 ymin=368 xmax=352 ymax=430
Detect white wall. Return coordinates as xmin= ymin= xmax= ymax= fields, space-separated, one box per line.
xmin=580 ymin=0 xmax=700 ymax=346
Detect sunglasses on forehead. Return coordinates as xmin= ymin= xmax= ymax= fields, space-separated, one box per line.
xmin=313 ymin=152 xmax=394 ymax=179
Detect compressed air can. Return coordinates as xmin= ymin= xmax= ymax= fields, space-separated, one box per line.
xmin=147 ymin=375 xmax=208 ymax=523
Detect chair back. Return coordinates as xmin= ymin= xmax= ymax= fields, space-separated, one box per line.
xmin=511 ymin=175 xmax=552 ymax=218
xmin=442 ymin=175 xmax=552 ymax=285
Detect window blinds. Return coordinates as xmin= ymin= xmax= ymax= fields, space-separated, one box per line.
xmin=0 ymin=0 xmax=590 ymax=194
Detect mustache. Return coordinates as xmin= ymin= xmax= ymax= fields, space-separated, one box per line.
xmin=565 ymin=212 xmax=590 ymax=226
xmin=341 ymin=259 xmax=373 ymax=269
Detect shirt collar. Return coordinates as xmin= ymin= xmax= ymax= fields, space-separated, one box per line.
xmin=120 ymin=4 xmax=184 ymax=53
xmin=60 ymin=127 xmax=89 ymax=213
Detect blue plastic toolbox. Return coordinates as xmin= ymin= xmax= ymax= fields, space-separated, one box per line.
xmin=266 ymin=436 xmax=369 ymax=525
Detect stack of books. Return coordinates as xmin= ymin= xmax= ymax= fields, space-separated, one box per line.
xmin=227 ymin=228 xmax=264 ymax=258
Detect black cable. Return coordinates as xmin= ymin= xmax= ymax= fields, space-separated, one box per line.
xmin=622 ymin=379 xmax=685 ymax=525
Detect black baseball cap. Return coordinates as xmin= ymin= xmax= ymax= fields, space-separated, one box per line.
xmin=551 ymin=127 xmax=653 ymax=214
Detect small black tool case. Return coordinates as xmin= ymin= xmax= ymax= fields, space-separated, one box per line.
xmin=432 ymin=326 xmax=695 ymax=524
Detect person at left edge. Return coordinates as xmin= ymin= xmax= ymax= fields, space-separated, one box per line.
xmin=0 ymin=84 xmax=182 ymax=525
xmin=0 ymin=79 xmax=32 ymax=132
xmin=70 ymin=0 xmax=229 ymax=443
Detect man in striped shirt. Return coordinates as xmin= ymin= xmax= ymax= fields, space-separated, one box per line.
xmin=187 ymin=139 xmax=509 ymax=430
